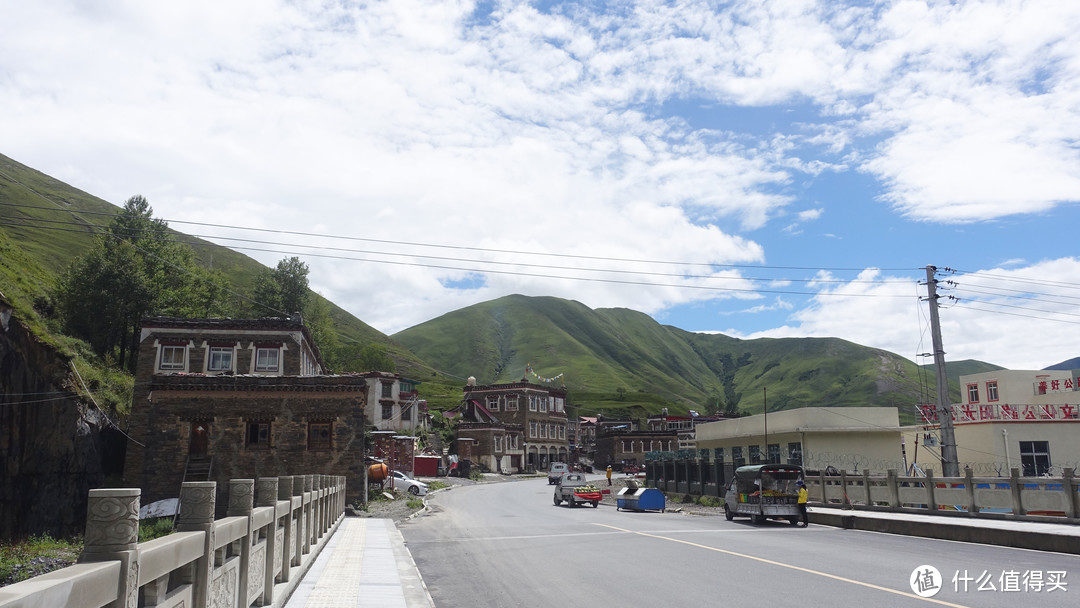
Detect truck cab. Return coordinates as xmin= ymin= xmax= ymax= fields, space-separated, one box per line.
xmin=548 ymin=462 xmax=569 ymax=484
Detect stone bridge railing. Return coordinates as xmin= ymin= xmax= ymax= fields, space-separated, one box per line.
xmin=0 ymin=474 xmax=345 ymax=608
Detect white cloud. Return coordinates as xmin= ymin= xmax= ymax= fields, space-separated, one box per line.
xmin=1 ymin=0 xmax=1078 ymax=370
xmin=723 ymin=259 xmax=1080 ymax=370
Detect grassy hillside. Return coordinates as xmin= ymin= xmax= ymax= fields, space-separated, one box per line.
xmin=394 ymin=294 xmax=1001 ymax=425
xmin=0 ymin=152 xmax=454 ymax=411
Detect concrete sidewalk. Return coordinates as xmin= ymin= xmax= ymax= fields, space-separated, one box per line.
xmin=810 ymin=506 xmax=1080 ymax=554
xmin=283 ymin=518 xmax=434 ymax=608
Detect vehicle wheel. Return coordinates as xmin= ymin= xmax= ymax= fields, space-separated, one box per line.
xmin=408 ymin=485 xmax=420 ymax=496
xmin=554 ymin=495 xmax=561 ymax=506
xmin=750 ymin=514 xmax=762 ymax=525
xmin=592 ymin=501 xmax=599 ymax=508
xmin=724 ymin=505 xmax=734 ymax=521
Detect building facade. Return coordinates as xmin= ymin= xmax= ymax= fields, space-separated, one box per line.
xmin=122 ymin=316 xmax=369 ymax=508
xmin=908 ymin=369 xmax=1080 ymax=477
xmin=694 ymin=407 xmax=904 ymax=474
xmin=646 ymin=409 xmax=725 ymax=451
xmin=460 ymin=377 xmax=569 ymax=471
xmin=359 ymin=371 xmax=426 ymax=433
xmin=595 ymin=428 xmax=678 ymax=470
xmin=451 ymin=398 xmax=524 ymax=474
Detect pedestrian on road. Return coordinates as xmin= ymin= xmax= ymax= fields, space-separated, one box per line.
xmin=796 ymin=479 xmax=809 ymax=527
xmin=606 ymin=465 xmax=612 ymax=486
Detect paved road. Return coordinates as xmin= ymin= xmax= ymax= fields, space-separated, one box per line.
xmin=400 ymin=476 xmax=1080 ymax=608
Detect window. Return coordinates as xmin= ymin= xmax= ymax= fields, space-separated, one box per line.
xmin=401 ymin=404 xmax=413 ymax=422
xmin=529 ymin=396 xmax=537 ymax=411
xmin=382 ymin=404 xmax=393 ymax=420
xmin=715 ymin=447 xmax=725 ymax=463
xmin=208 ymin=346 xmax=233 ymax=372
xmin=381 ymin=383 xmax=393 ymax=399
xmin=558 ymin=425 xmax=565 ymax=440
xmin=487 ymin=396 xmax=500 ymax=411
xmin=788 ymin=442 xmax=803 ymax=466
xmin=159 ymin=345 xmax=186 ymax=370
xmin=967 ymin=383 xmax=979 ymax=403
xmin=1020 ymin=441 xmax=1051 ymax=476
xmin=506 ymin=395 xmax=519 ymax=411
xmin=255 ymin=348 xmax=280 ymax=372
xmin=494 ymin=435 xmax=503 ymax=452
xmin=529 ymin=421 xmax=537 ymax=438
xmin=767 ymin=444 xmax=780 ymax=464
xmin=539 ymin=397 xmax=548 ymax=413
xmin=554 ymin=397 xmax=564 ymax=413
xmin=622 ymin=440 xmax=634 ymax=452
xmin=540 ymin=424 xmax=547 ymax=438
xmin=246 ymin=422 xmax=271 ymax=449
xmin=308 ymin=422 xmax=331 ymax=451
xmin=986 ymin=381 xmax=999 ymax=402
xmin=749 ymin=445 xmax=762 ymax=464
xmin=732 ymin=446 xmax=745 ymax=468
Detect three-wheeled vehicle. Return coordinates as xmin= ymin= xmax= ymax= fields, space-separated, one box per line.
xmin=723 ymin=464 xmax=804 ymax=525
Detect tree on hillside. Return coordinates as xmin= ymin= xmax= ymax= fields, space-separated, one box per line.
xmin=304 ymin=294 xmax=341 ymax=371
xmin=335 ymin=342 xmax=396 ymax=373
xmin=251 ymin=256 xmax=310 ymax=316
xmin=55 ymin=195 xmax=228 ymax=371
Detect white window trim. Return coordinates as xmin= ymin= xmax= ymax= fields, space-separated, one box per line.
xmin=157 ymin=341 xmax=190 ymax=372
xmin=205 ymin=343 xmax=237 ymax=373
xmin=250 ymin=343 xmax=285 ymax=374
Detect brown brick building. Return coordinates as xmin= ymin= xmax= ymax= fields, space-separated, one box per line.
xmin=122 ymin=316 xmax=368 ymax=508
xmin=460 ymin=377 xmax=568 ymax=472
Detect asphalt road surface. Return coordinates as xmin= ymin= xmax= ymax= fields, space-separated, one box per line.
xmin=400 ymin=475 xmax=1080 ymax=608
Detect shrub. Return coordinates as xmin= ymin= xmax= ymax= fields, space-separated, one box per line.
xmin=406 ymin=499 xmax=424 ymax=510
xmin=697 ymin=495 xmax=722 ymax=508
xmin=138 ymin=518 xmax=174 ymax=542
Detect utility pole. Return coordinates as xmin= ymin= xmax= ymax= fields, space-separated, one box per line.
xmin=924 ymin=265 xmax=960 ymax=477
xmin=763 ymin=387 xmax=768 ymax=463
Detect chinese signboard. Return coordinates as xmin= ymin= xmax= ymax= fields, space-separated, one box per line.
xmin=918 ymin=403 xmax=1080 ymax=424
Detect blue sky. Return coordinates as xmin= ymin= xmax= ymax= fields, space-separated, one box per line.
xmin=1 ymin=0 xmax=1079 ymax=370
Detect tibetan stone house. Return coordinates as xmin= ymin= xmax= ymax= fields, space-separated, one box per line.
xmin=122 ymin=316 xmax=368 ymax=508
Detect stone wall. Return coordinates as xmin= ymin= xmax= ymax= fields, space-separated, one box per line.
xmin=0 ymin=298 xmax=114 ymax=538
xmin=124 ymin=376 xmax=368 ymax=509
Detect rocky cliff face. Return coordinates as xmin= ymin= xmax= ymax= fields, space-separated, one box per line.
xmin=0 ymin=296 xmax=113 ymax=539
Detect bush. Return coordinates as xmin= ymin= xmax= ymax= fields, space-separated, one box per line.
xmin=139 ymin=518 xmax=174 ymax=542
xmin=427 ymin=480 xmax=449 ymax=491
xmin=469 ymin=469 xmax=484 ymax=482
xmin=697 ymin=495 xmax=722 ymax=508
xmin=406 ymin=499 xmax=424 ymax=510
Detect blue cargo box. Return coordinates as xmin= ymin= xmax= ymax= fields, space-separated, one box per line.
xmin=616 ymin=487 xmax=666 ymax=512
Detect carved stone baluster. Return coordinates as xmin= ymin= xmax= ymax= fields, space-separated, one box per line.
xmin=176 ymin=481 xmax=216 ymax=608
xmin=79 ymin=488 xmax=140 ymax=608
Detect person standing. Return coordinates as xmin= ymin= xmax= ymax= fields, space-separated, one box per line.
xmin=606 ymin=465 xmax=613 ymax=486
xmin=796 ymin=479 xmax=809 ymax=527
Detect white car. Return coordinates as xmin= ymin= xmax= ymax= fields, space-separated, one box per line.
xmin=391 ymin=470 xmax=428 ymax=496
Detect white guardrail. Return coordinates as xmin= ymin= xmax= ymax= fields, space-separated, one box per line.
xmin=809 ymin=467 xmax=1080 ymax=524
xmin=0 ymin=474 xmax=345 ymax=608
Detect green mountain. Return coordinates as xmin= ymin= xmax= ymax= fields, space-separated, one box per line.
xmin=0 ymin=152 xmax=454 ymax=411
xmin=393 ymin=294 xmax=1003 ymax=424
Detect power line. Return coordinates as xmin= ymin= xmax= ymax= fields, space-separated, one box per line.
xmin=2 ymin=214 xmax=919 ymax=287
xmin=0 ymin=200 xmax=916 ymax=274
xmin=0 ymin=218 xmax=919 ymax=298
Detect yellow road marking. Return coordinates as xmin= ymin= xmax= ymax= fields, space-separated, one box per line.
xmin=593 ymin=523 xmax=969 ymax=608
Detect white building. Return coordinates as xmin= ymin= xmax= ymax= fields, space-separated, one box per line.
xmin=694 ymin=407 xmax=904 ymax=474
xmin=909 ymin=369 xmax=1080 ymax=477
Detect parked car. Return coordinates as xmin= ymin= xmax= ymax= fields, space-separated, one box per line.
xmin=391 ymin=470 xmax=429 ymax=496
xmin=548 ymin=463 xmax=570 ymax=484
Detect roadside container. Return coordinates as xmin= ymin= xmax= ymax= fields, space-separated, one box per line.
xmin=616 ymin=487 xmax=666 ymax=512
